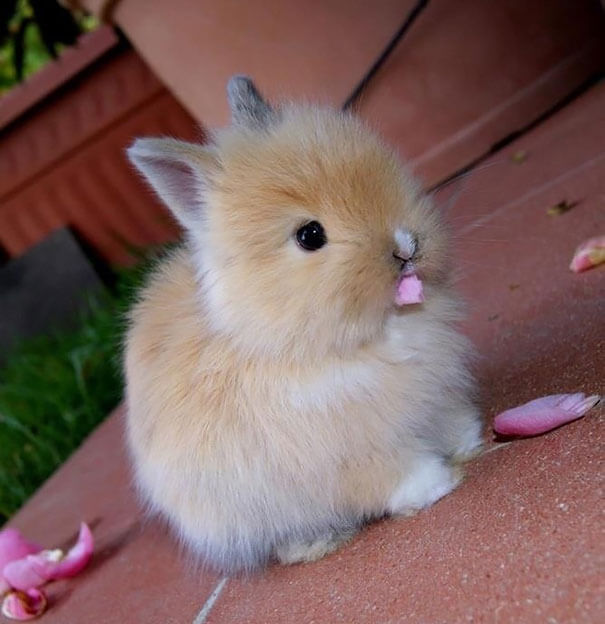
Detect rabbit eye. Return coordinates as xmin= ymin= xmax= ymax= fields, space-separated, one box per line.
xmin=296 ymin=221 xmax=326 ymax=251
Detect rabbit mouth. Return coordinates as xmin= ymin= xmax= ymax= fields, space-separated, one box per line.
xmin=393 ymin=253 xmax=417 ymax=277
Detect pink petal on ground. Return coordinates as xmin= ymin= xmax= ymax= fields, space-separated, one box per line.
xmin=1 ymin=589 xmax=47 ymax=620
xmin=4 ymin=523 xmax=93 ymax=592
xmin=494 ymin=393 xmax=601 ymax=436
xmin=0 ymin=529 xmax=42 ymax=594
xmin=45 ymin=523 xmax=93 ymax=580
xmin=2 ymin=558 xmax=47 ymax=593
xmin=569 ymin=235 xmax=605 ymax=273
xmin=396 ymin=274 xmax=425 ymax=306
xmin=0 ymin=530 xmax=42 ymax=570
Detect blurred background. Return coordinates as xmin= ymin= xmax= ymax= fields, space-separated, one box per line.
xmin=0 ymin=0 xmax=603 ymax=522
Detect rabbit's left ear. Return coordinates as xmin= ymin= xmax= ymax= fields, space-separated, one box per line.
xmin=227 ymin=75 xmax=279 ymax=129
xmin=127 ymin=137 xmax=219 ymax=231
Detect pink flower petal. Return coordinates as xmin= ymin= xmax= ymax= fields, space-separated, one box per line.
xmin=2 ymin=559 xmax=46 ymax=593
xmin=494 ymin=393 xmax=600 ymax=436
xmin=3 ymin=523 xmax=94 ymax=592
xmin=46 ymin=523 xmax=94 ymax=580
xmin=0 ymin=530 xmax=42 ymax=595
xmin=0 ymin=530 xmax=42 ymax=570
xmin=1 ymin=589 xmax=47 ymax=620
xmin=396 ymin=274 xmax=425 ymax=306
xmin=569 ymin=235 xmax=605 ymax=273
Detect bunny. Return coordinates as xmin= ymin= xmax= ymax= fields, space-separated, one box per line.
xmin=124 ymin=76 xmax=483 ymax=574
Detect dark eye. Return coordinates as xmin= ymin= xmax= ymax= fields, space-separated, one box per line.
xmin=296 ymin=221 xmax=326 ymax=251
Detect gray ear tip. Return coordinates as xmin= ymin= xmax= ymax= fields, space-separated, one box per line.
xmin=227 ymin=75 xmax=257 ymax=98
xmin=226 ymin=74 xmax=276 ymax=128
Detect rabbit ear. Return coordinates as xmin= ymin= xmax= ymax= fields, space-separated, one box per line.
xmin=227 ymin=75 xmax=278 ymax=129
xmin=127 ymin=137 xmax=219 ymax=231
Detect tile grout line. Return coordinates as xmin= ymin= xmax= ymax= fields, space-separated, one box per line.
xmin=458 ymin=151 xmax=605 ymax=236
xmin=480 ymin=442 xmax=513 ymax=455
xmin=192 ymin=577 xmax=229 ymax=624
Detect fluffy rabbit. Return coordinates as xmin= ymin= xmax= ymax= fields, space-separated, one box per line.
xmin=125 ymin=76 xmax=483 ymax=574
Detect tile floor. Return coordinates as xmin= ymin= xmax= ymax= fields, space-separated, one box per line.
xmin=6 ymin=83 xmax=604 ymax=623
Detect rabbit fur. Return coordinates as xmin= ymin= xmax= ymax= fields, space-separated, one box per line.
xmin=124 ymin=76 xmax=483 ymax=574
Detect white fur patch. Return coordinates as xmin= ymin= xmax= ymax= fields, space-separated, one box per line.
xmin=285 ymin=358 xmax=380 ymax=412
xmin=387 ymin=454 xmax=460 ymax=514
xmin=192 ymin=242 xmax=230 ymax=334
xmin=376 ymin=316 xmax=422 ymax=364
xmin=394 ymin=228 xmax=416 ymax=260
xmin=453 ymin=418 xmax=484 ymax=459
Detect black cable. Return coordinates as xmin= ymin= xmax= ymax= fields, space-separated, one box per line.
xmin=341 ymin=0 xmax=431 ymax=111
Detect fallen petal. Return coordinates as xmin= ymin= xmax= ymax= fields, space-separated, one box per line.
xmin=0 ymin=530 xmax=42 ymax=571
xmin=494 ymin=393 xmax=601 ymax=436
xmin=1 ymin=589 xmax=47 ymax=621
xmin=0 ymin=529 xmax=42 ymax=594
xmin=4 ymin=524 xmax=93 ymax=591
xmin=569 ymin=235 xmax=605 ymax=273
xmin=396 ymin=274 xmax=425 ymax=306
xmin=45 ymin=523 xmax=94 ymax=580
xmin=2 ymin=559 xmax=46 ymax=593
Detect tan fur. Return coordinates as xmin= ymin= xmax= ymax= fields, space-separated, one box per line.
xmin=125 ymin=85 xmax=482 ymax=573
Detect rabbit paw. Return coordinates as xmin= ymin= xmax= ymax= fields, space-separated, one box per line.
xmin=275 ymin=529 xmax=356 ymax=565
xmin=387 ymin=455 xmax=462 ymax=516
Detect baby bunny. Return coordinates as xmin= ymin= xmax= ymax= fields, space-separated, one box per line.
xmin=125 ymin=76 xmax=483 ymax=574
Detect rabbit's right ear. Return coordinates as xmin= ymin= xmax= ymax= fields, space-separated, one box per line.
xmin=227 ymin=75 xmax=278 ymax=129
xmin=127 ymin=137 xmax=219 ymax=231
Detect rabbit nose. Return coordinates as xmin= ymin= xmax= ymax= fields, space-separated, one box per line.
xmin=393 ymin=229 xmax=417 ymax=265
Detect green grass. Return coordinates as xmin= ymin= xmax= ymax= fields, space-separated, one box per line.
xmin=0 ymin=253 xmax=157 ymax=524
xmin=0 ymin=2 xmax=99 ymax=94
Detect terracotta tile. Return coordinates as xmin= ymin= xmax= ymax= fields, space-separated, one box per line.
xmin=357 ymin=0 xmax=605 ymax=186
xmin=101 ymin=0 xmax=418 ymax=126
xmin=453 ymin=165 xmax=604 ymax=400
xmin=443 ymin=88 xmax=605 ymax=409
xmin=430 ymin=82 xmax=605 ymax=231
xmin=7 ymin=408 xmax=221 ymax=624
xmin=81 ymin=1 xmax=604 ymax=188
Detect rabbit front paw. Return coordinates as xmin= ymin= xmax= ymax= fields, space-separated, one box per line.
xmin=275 ymin=529 xmax=357 ymax=565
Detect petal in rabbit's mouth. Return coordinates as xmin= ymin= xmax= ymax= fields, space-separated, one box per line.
xmin=395 ymin=273 xmax=424 ymax=306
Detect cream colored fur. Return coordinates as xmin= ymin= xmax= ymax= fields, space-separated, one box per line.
xmin=125 ymin=78 xmax=482 ymax=573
